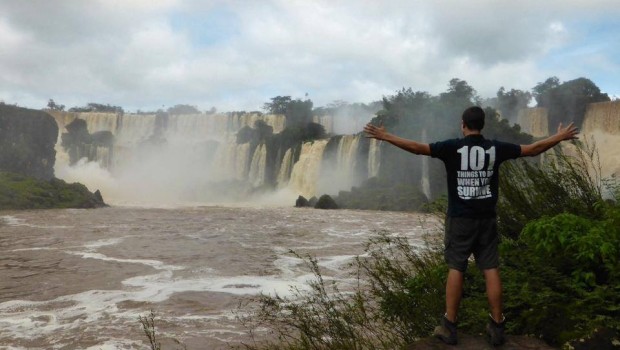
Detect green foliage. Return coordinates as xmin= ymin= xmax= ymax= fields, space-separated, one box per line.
xmin=263 ymin=96 xmax=313 ymax=127
xmin=494 ymin=87 xmax=532 ymax=121
xmin=521 ymin=210 xmax=619 ymax=287
xmin=46 ymin=98 xmax=65 ymax=111
xmin=499 ymin=206 xmax=620 ymax=346
xmin=69 ymin=102 xmax=124 ymax=115
xmin=0 ymin=171 xmax=106 ymax=209
xmin=497 ymin=141 xmax=604 ymax=238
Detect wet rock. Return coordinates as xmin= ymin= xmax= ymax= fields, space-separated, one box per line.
xmin=295 ymin=195 xmax=309 ymax=207
xmin=0 ymin=104 xmax=58 ymax=180
xmin=314 ymin=194 xmax=338 ymax=209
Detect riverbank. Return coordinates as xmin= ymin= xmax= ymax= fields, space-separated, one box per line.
xmin=0 ymin=171 xmax=106 ymax=210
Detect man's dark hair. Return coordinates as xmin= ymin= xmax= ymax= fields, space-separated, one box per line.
xmin=462 ymin=106 xmax=485 ymax=131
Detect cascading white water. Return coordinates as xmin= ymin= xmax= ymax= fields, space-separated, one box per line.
xmin=288 ymin=140 xmax=329 ymax=198
xmin=368 ymin=139 xmax=381 ymax=178
xmin=276 ymin=148 xmax=294 ymax=188
xmin=248 ymin=144 xmax=268 ymax=187
xmin=517 ymin=108 xmax=548 ymax=137
xmin=336 ymin=135 xmax=360 ymax=175
xmin=420 ymin=129 xmax=431 ymax=199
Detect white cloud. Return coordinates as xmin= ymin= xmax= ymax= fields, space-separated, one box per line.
xmin=0 ymin=0 xmax=618 ymax=111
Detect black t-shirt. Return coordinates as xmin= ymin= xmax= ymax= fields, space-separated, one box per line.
xmin=430 ymin=135 xmax=521 ymax=218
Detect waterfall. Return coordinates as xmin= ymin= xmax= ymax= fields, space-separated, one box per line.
xmin=580 ymin=100 xmax=620 ymax=179
xmin=288 ymin=140 xmax=329 ymax=198
xmin=368 ymin=139 xmax=381 ymax=177
xmin=276 ymin=148 xmax=294 ymax=188
xmin=336 ymin=135 xmax=360 ymax=175
xmin=312 ymin=115 xmax=334 ymax=134
xmin=77 ymin=112 xmax=120 ymax=134
xmin=212 ymin=140 xmax=252 ymax=181
xmin=248 ymin=144 xmax=267 ymax=187
xmin=420 ymin=129 xmax=431 ymax=199
xmin=582 ymin=101 xmax=620 ymax=135
xmin=517 ymin=108 xmax=549 ymax=137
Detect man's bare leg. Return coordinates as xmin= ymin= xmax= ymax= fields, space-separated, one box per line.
xmin=445 ymin=268 xmax=464 ymax=322
xmin=483 ymin=268 xmax=502 ymax=322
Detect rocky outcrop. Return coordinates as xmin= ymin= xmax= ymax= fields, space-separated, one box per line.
xmin=0 ymin=172 xmax=107 ymax=209
xmin=314 ymin=194 xmax=338 ymax=209
xmin=61 ymin=118 xmax=114 ymax=166
xmin=0 ymin=104 xmax=58 ymax=180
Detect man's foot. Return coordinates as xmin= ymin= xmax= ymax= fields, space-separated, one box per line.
xmin=433 ymin=315 xmax=457 ymax=345
xmin=486 ymin=314 xmax=506 ymax=346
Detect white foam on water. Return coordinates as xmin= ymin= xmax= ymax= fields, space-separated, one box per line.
xmin=317 ymin=255 xmax=357 ymax=271
xmin=83 ymin=339 xmax=143 ymax=350
xmin=11 ymin=247 xmax=56 ymax=252
xmin=0 ymin=265 xmax=315 ymax=342
xmin=83 ymin=238 xmax=125 ymax=249
xmin=0 ymin=215 xmax=72 ymax=229
xmin=0 ymin=215 xmax=22 ymax=226
xmin=66 ymin=251 xmax=184 ymax=271
xmin=273 ymin=256 xmax=305 ymax=277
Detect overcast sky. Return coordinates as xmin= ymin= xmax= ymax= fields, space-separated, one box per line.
xmin=1 ymin=0 xmax=618 ymax=112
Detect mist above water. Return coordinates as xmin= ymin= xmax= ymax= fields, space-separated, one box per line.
xmin=52 ymin=112 xmax=374 ymax=207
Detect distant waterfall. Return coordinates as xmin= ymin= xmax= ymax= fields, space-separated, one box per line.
xmin=276 ymin=148 xmax=294 ymax=188
xmin=517 ymin=108 xmax=549 ymax=137
xmin=582 ymin=101 xmax=620 ymax=135
xmin=368 ymin=139 xmax=381 ymax=177
xmin=288 ymin=140 xmax=329 ymax=198
xmin=248 ymin=144 xmax=267 ymax=186
xmin=336 ymin=135 xmax=360 ymax=175
xmin=420 ymin=129 xmax=431 ymax=199
xmin=312 ymin=115 xmax=334 ymax=134
xmin=212 ymin=140 xmax=252 ymax=181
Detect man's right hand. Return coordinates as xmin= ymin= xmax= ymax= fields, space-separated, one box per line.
xmin=364 ymin=123 xmax=387 ymax=140
xmin=555 ymin=122 xmax=580 ymax=141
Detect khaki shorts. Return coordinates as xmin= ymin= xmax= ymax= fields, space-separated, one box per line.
xmin=444 ymin=216 xmax=499 ymax=272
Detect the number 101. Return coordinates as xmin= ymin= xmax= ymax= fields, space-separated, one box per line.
xmin=456 ymin=146 xmax=496 ymax=171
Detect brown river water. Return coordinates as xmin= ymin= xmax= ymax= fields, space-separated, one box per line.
xmin=0 ymin=206 xmax=437 ymax=349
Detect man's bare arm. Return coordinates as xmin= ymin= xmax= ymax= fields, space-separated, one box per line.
xmin=364 ymin=123 xmax=431 ymax=156
xmin=520 ymin=122 xmax=580 ymax=157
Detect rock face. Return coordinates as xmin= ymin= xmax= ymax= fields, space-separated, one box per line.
xmin=0 ymin=104 xmax=58 ymax=180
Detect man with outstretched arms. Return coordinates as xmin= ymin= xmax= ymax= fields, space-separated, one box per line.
xmin=364 ymin=106 xmax=579 ymax=346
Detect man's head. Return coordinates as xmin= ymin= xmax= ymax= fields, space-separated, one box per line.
xmin=461 ymin=106 xmax=485 ymax=132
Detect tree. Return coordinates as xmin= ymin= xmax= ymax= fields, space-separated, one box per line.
xmin=46 ymin=99 xmax=65 ymax=111
xmin=496 ymin=87 xmax=532 ymax=121
xmin=167 ymin=104 xmax=200 ymax=115
xmin=533 ymin=77 xmax=610 ymax=131
xmin=263 ymin=95 xmax=313 ymax=127
xmin=263 ymin=96 xmax=292 ymax=114
xmin=69 ymin=103 xmax=124 ymax=115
